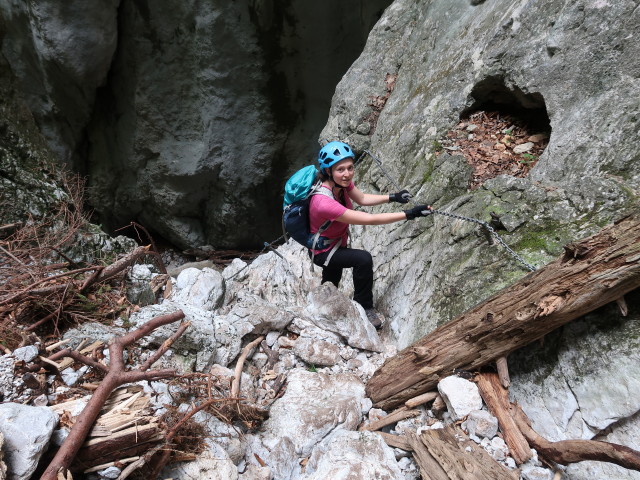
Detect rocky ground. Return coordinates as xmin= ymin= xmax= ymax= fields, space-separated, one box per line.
xmin=1 ymin=107 xmax=634 ymax=480
xmin=0 ymin=240 xmax=562 ymax=480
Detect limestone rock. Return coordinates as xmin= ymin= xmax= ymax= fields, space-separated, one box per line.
xmin=162 ymin=442 xmax=238 ymax=480
xmin=191 ymin=409 xmax=245 ymax=465
xmin=170 ymin=267 xmax=225 ymax=311
xmin=239 ymin=464 xmax=272 ymax=480
xmin=216 ymin=293 xmax=295 ymax=338
xmin=305 ymin=283 xmax=384 ymax=353
xmin=511 ymin=310 xmax=640 ymax=440
xmin=293 ymin=337 xmax=341 ymax=367
xmin=465 ymin=409 xmax=498 ymax=439
xmin=129 ymin=302 xmax=221 ymax=371
xmin=0 ymin=0 xmax=119 ymax=163
xmin=224 ymin=241 xmax=320 ymax=309
xmin=321 ymin=0 xmax=640 ymax=350
xmin=301 ymin=430 xmax=403 ymax=480
xmin=244 ymin=368 xmax=371 ymax=479
xmin=125 ymin=264 xmax=157 ymax=307
xmin=438 ymin=376 xmax=483 ymax=421
xmin=209 ymin=364 xmax=256 ymax=405
xmin=521 ymin=465 xmax=554 ymax=480
xmin=0 ymin=432 xmax=6 ymax=480
xmin=12 ymin=346 xmax=39 ymax=363
xmin=0 ymin=403 xmax=58 ymax=480
xmin=62 ymin=322 xmax=127 ymax=349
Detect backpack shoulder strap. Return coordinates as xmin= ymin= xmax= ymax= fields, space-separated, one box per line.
xmin=309 ymin=183 xmax=334 ymax=200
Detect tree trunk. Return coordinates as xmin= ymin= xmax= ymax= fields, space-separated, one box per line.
xmin=367 ymin=215 xmax=640 ymax=410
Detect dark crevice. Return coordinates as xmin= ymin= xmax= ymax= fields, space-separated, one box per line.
xmin=461 ymin=76 xmax=551 ymax=133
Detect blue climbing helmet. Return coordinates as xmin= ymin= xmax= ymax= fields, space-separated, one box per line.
xmin=318 ymin=141 xmax=355 ymax=175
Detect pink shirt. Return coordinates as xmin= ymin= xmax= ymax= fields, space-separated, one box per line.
xmin=309 ymin=183 xmax=354 ymax=253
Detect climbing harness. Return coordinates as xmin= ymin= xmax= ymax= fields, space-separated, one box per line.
xmin=361 ymin=150 xmax=537 ymax=272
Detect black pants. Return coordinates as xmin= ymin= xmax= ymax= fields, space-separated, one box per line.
xmin=312 ymin=247 xmax=374 ymax=310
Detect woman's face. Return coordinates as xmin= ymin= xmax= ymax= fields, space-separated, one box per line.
xmin=330 ymin=158 xmax=355 ymax=188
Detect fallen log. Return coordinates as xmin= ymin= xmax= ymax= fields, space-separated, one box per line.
xmin=406 ymin=430 xmax=450 ymax=480
xmin=405 ymin=425 xmax=519 ymax=480
xmin=367 ymin=215 xmax=640 ymax=410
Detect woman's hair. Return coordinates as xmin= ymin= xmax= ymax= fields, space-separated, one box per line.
xmin=317 ymin=169 xmax=331 ymax=182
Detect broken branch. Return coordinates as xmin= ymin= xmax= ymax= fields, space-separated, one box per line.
xmin=512 ymin=403 xmax=640 ymax=472
xmin=230 ymin=336 xmax=264 ymax=399
xmin=40 ymin=310 xmax=186 ymax=480
xmin=475 ymin=372 xmax=532 ymax=464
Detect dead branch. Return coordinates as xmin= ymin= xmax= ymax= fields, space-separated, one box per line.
xmin=86 ymin=245 xmax=151 ymax=287
xmin=377 ymin=431 xmax=412 ymax=451
xmin=139 ymin=320 xmax=191 ymax=371
xmin=47 ymin=348 xmax=110 ymax=374
xmin=496 ymin=356 xmax=511 ymax=388
xmin=116 ymin=445 xmax=163 ymax=480
xmin=405 ymin=391 xmax=438 ymax=409
xmin=115 ymin=222 xmax=168 ymax=275
xmin=359 ymin=406 xmax=421 ymax=432
xmin=146 ymin=395 xmax=234 ymax=478
xmin=475 ymin=372 xmax=532 ymax=464
xmin=512 ymin=403 xmax=640 ymax=472
xmin=260 ymin=340 xmax=279 ymax=369
xmin=40 ymin=310 xmax=186 ymax=480
xmin=231 ymin=336 xmax=264 ymax=399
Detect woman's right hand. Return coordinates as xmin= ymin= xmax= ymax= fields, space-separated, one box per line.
xmin=404 ymin=205 xmax=433 ymax=220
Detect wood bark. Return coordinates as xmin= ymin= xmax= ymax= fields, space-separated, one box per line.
xmin=72 ymin=423 xmax=162 ymax=471
xmin=406 ymin=431 xmax=450 ymax=480
xmin=405 ymin=426 xmax=519 ymax=480
xmin=366 ymin=215 xmax=640 ymax=410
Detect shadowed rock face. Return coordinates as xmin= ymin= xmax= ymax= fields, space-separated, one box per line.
xmin=0 ymin=0 xmax=393 ymax=249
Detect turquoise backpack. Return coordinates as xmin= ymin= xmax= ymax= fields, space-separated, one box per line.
xmin=282 ymin=166 xmax=340 ymax=265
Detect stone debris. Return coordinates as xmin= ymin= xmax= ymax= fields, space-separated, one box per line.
xmin=12 ymin=346 xmax=39 ymax=363
xmin=438 ymin=375 xmax=483 ymax=421
xmin=464 ymin=409 xmax=499 ymax=440
xmin=0 ymin=242 xmax=611 ymax=480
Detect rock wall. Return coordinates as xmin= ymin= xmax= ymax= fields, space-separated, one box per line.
xmin=0 ymin=0 xmax=392 ymax=249
xmin=320 ymin=1 xmax=639 ymax=478
xmin=320 ymin=0 xmax=639 ymax=345
xmin=0 ymin=0 xmax=120 ymax=164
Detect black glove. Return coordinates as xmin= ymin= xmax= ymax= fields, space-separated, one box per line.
xmin=404 ymin=204 xmax=432 ymax=220
xmin=389 ymin=189 xmax=411 ymax=204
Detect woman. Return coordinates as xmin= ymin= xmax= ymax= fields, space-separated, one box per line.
xmin=309 ymin=141 xmax=432 ymax=328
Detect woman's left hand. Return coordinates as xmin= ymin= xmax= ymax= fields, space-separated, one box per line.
xmin=389 ymin=189 xmax=411 ymax=203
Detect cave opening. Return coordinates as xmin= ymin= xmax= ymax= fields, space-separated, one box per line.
xmin=461 ymin=76 xmax=551 ymax=132
xmin=442 ymin=76 xmax=552 ymax=189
